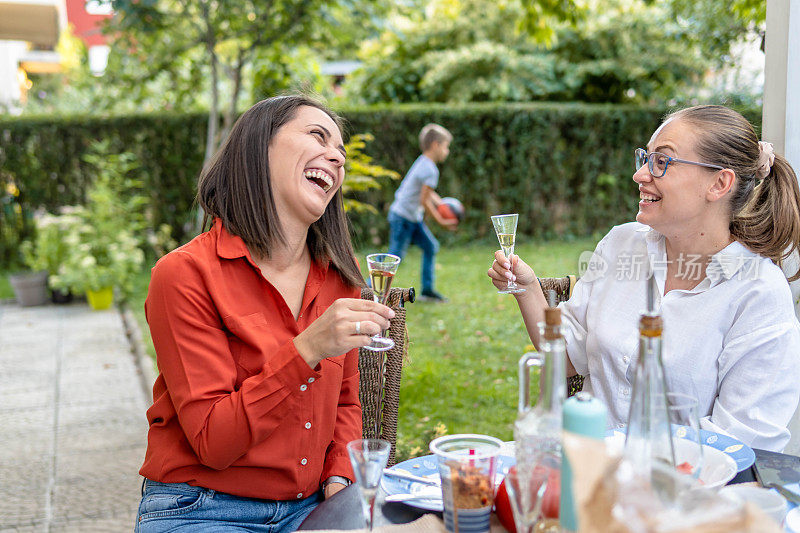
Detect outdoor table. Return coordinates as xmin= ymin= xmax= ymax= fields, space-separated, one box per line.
xmin=298 ymin=484 xmax=431 ymax=530
xmin=297 ymin=449 xmax=785 ymax=531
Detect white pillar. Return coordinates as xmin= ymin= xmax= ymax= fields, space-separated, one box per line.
xmin=763 ymin=0 xmax=800 ymax=168
xmin=764 ymin=0 xmax=800 ymax=317
xmin=764 ymin=0 xmax=800 ymax=455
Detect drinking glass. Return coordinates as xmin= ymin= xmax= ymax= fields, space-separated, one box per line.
xmin=667 ymin=392 xmax=703 ymax=483
xmin=503 ymin=466 xmax=549 ymax=533
xmin=347 ymin=438 xmax=392 ymax=531
xmin=491 ymin=214 xmax=525 ymax=294
xmin=429 ymin=434 xmax=503 ymax=533
xmin=364 ymin=253 xmax=401 ymax=351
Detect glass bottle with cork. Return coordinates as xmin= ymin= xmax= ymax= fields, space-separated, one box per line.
xmin=623 ymin=274 xmax=676 ymax=500
xmin=514 ymin=291 xmax=566 ymax=532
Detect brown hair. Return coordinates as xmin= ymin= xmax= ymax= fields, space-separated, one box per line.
xmin=196 ymin=94 xmax=364 ymax=287
xmin=669 ymin=105 xmax=800 ymax=280
xmin=419 ymin=123 xmax=453 ymax=151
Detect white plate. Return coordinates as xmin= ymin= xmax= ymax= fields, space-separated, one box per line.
xmin=605 ymin=432 xmax=737 ymax=489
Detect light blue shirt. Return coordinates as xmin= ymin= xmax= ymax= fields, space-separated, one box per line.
xmin=389 ymin=155 xmax=439 ymax=223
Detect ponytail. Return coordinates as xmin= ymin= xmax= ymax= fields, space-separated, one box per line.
xmin=731 ymin=154 xmax=800 ymax=281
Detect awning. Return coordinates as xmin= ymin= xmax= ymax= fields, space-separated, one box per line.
xmin=0 ymin=2 xmax=59 ymax=48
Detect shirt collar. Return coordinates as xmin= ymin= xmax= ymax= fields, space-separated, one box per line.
xmin=642 ymin=225 xmax=755 ymax=287
xmin=214 ymin=219 xmax=250 ymax=260
xmin=213 ymin=217 xmax=332 ymax=279
xmin=707 ymin=240 xmax=756 ymax=281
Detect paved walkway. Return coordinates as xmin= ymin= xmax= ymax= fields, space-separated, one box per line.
xmin=0 ymin=302 xmax=152 ymax=532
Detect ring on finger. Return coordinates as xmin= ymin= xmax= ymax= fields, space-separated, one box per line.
xmin=355 ymin=321 xmax=361 ymax=335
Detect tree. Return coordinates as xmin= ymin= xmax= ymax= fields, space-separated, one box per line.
xmin=110 ymin=0 xmax=336 ymax=163
xmin=663 ymin=0 xmax=765 ymax=64
xmin=344 ymin=0 xmax=710 ymax=105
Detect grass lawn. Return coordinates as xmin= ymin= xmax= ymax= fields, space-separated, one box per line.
xmin=0 ymin=274 xmax=12 ymax=299
xmin=126 ymin=235 xmax=599 ymax=461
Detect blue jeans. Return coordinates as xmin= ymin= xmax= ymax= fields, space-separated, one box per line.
xmin=135 ymin=479 xmax=322 ymax=532
xmin=388 ymin=211 xmax=439 ymax=293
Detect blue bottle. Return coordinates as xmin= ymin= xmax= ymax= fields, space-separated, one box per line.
xmin=560 ymin=391 xmax=607 ymax=533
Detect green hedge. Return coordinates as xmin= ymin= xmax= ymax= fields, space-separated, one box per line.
xmin=0 ymin=103 xmax=760 ymax=266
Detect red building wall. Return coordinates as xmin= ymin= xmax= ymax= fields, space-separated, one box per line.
xmin=64 ymin=0 xmax=111 ymax=47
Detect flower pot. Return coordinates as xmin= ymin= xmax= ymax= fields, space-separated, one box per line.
xmin=51 ymin=288 xmax=74 ymax=304
xmin=86 ymin=287 xmax=114 ymax=310
xmin=9 ymin=271 xmax=49 ymax=307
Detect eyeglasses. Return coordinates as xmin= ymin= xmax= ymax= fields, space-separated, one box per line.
xmin=634 ymin=148 xmax=725 ymax=178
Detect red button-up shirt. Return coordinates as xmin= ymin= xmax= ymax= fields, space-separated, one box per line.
xmin=139 ymin=220 xmax=362 ymax=500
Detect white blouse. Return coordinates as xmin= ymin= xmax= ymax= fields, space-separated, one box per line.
xmin=561 ymin=222 xmax=800 ymax=452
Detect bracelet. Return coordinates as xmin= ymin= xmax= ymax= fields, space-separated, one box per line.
xmin=322 ymin=475 xmax=351 ymax=489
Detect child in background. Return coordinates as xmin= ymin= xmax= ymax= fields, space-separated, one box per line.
xmin=388 ymin=123 xmax=457 ymax=302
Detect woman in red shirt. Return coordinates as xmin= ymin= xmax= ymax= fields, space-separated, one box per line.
xmin=135 ymin=95 xmax=395 ymax=532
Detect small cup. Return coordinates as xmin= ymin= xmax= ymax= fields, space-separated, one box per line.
xmin=719 ymin=485 xmax=788 ymax=525
xmin=429 ymin=434 xmax=503 ymax=533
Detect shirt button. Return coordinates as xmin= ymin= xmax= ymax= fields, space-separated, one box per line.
xmin=623 ymin=356 xmax=630 ymax=364
xmin=300 ymin=384 xmax=308 ymax=391
xmin=307 ymin=377 xmax=315 ymax=383
xmin=305 ymin=422 xmax=312 ymax=429
xmin=297 ymin=493 xmax=303 ymax=499
xmin=301 ymin=458 xmax=308 ymax=465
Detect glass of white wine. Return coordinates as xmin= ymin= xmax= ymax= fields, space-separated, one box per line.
xmin=348 ymin=438 xmax=392 ymax=531
xmin=491 ymin=213 xmax=525 ymax=294
xmin=364 ymin=253 xmax=401 ymax=351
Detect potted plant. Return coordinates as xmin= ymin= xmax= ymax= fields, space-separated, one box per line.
xmin=49 ymin=142 xmax=147 ymax=310
xmin=8 ymin=269 xmax=48 ymax=307
xmin=19 ymin=210 xmax=81 ymax=304
xmin=51 ymin=223 xmax=144 ymax=310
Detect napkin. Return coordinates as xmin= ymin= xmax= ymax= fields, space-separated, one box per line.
xmin=302 ymin=514 xmax=448 ymax=533
xmin=563 ymin=432 xmax=783 ymax=533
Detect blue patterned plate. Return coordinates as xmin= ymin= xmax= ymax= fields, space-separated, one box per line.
xmin=380 ymin=454 xmax=516 ymax=512
xmin=698 ymin=429 xmax=755 ymax=472
xmin=607 ymin=428 xmax=755 ymax=473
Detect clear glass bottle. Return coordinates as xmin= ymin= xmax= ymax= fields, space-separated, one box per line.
xmin=623 ymin=275 xmax=676 ymax=498
xmin=514 ymin=304 xmax=566 ymax=531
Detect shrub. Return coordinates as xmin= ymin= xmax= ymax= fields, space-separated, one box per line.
xmin=19 ymin=209 xmax=80 ymax=276
xmin=0 ymin=103 xmax=761 ymax=265
xmin=49 ymin=142 xmax=147 ymax=300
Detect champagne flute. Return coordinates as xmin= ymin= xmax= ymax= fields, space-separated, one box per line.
xmin=364 ymin=253 xmax=401 ymax=351
xmin=491 ymin=214 xmax=525 ymax=294
xmin=347 ymin=438 xmax=392 ymax=531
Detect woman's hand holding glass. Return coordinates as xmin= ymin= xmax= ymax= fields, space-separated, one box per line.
xmin=293 ymin=298 xmax=395 ymax=368
xmin=487 ymin=250 xmax=537 ymax=293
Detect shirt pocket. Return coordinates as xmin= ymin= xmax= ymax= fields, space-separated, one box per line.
xmin=224 ymin=312 xmax=270 ymax=380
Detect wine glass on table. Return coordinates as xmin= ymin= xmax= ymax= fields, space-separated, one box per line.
xmin=347 ymin=438 xmax=392 ymax=531
xmin=491 ymin=213 xmax=525 ymax=294
xmin=364 ymin=253 xmax=401 ymax=352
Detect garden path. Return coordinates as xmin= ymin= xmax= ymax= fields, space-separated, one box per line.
xmin=0 ymin=302 xmax=150 ymax=532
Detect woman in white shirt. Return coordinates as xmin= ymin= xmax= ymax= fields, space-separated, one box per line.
xmin=488 ymin=105 xmax=800 ymax=452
